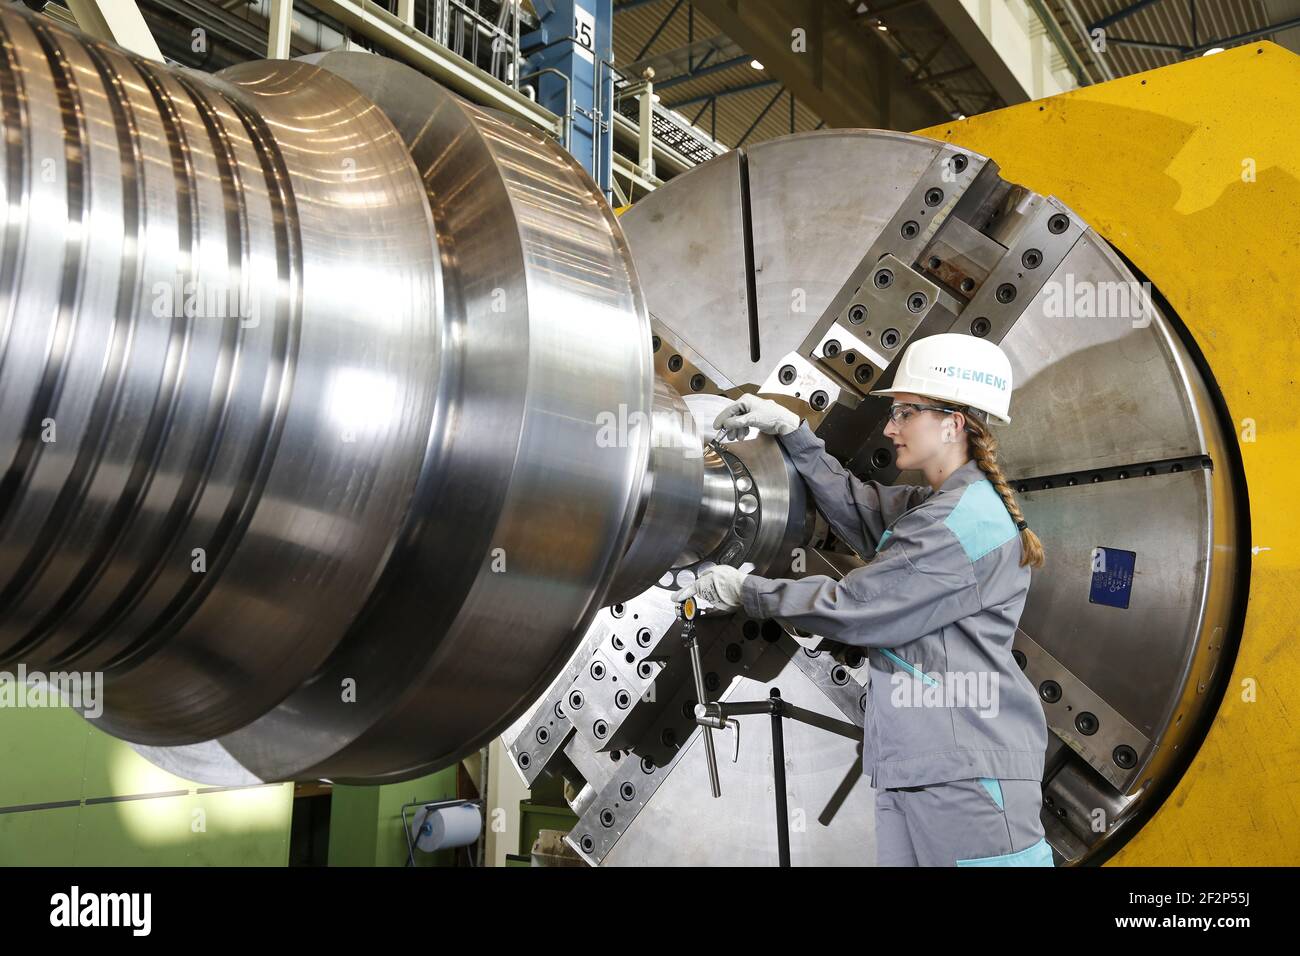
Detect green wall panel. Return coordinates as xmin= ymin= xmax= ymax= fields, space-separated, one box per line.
xmin=1 ymin=703 xmax=293 ymax=866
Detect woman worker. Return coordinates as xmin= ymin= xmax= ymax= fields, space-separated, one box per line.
xmin=673 ymin=333 xmax=1053 ymax=867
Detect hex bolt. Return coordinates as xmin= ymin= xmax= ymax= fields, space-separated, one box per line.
xmin=874 ymin=268 xmax=894 ymax=289
xmin=848 ymin=304 xmax=867 ymax=324
xmin=1113 ymin=745 xmax=1138 ymax=769
xmin=1048 ymin=213 xmax=1069 ymax=234
xmin=809 ymin=390 xmax=828 ymax=411
xmin=778 ymin=364 xmax=797 ymax=384
xmin=823 ymin=339 xmax=841 ymax=357
xmin=901 ymin=220 xmax=919 ymax=239
xmin=1022 ymin=248 xmax=1043 ymax=269
xmin=995 ymin=283 xmax=1017 ymax=304
xmin=924 ymin=187 xmax=944 ymax=206
xmin=907 ymin=292 xmax=928 ymax=313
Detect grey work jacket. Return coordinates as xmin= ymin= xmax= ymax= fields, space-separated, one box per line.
xmin=740 ymin=422 xmax=1048 ymax=789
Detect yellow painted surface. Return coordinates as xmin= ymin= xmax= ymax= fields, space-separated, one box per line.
xmin=917 ymin=43 xmax=1300 ymax=865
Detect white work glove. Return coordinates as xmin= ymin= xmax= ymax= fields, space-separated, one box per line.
xmin=672 ymin=565 xmax=750 ymax=612
xmin=712 ymin=394 xmax=800 ymax=439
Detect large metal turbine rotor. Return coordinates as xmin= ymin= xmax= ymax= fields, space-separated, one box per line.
xmin=0 ymin=7 xmax=795 ymax=785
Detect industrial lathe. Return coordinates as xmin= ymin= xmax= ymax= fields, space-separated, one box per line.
xmin=0 ymin=4 xmax=1295 ymax=866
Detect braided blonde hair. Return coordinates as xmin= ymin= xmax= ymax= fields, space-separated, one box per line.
xmin=958 ymin=406 xmax=1044 ymax=570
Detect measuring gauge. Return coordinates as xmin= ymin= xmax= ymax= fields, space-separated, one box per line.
xmin=680 ymin=596 xmax=699 ymax=622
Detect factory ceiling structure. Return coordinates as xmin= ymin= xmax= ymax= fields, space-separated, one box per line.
xmin=612 ymin=0 xmax=1300 ymax=158
xmin=1049 ymin=0 xmax=1300 ymax=81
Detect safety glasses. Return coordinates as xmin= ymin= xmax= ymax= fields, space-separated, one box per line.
xmin=887 ymin=402 xmax=961 ymax=425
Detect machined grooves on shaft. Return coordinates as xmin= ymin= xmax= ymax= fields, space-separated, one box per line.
xmin=0 ymin=22 xmax=305 ymax=676
xmin=101 ymin=74 xmax=304 ymax=677
xmin=0 ymin=20 xmax=29 ymax=411
xmin=46 ymin=57 xmax=207 ymax=670
xmin=11 ymin=35 xmax=152 ymax=666
xmin=0 ymin=21 xmax=93 ymax=657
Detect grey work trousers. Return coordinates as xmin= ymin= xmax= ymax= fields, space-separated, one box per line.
xmin=874 ymin=777 xmax=1055 ymax=866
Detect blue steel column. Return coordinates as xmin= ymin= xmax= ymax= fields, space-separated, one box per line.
xmin=524 ymin=0 xmax=614 ymax=198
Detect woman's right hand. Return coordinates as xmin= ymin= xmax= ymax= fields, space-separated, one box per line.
xmin=713 ymin=394 xmax=801 ymax=439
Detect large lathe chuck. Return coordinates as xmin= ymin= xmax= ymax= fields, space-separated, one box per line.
xmin=506 ymin=131 xmax=1245 ymax=867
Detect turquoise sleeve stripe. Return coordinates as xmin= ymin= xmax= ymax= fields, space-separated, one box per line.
xmin=880 ymin=647 xmax=941 ymax=687
xmin=943 ymin=479 xmax=1017 ymax=563
xmin=956 ymin=835 xmax=1055 ymax=867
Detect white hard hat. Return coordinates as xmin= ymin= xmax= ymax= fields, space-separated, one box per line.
xmin=868 ymin=333 xmax=1014 ymax=425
